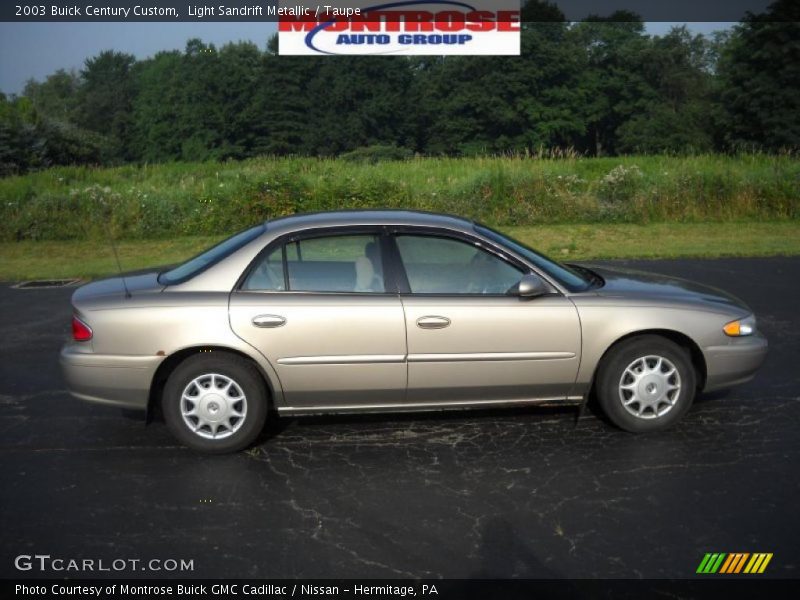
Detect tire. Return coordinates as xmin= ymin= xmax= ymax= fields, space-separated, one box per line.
xmin=596 ymin=335 xmax=696 ymax=433
xmin=162 ymin=352 xmax=268 ymax=453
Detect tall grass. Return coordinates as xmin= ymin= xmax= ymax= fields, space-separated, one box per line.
xmin=0 ymin=154 xmax=797 ymax=241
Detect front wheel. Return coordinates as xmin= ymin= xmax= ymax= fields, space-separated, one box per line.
xmin=163 ymin=353 xmax=268 ymax=453
xmin=596 ymin=335 xmax=696 ymax=433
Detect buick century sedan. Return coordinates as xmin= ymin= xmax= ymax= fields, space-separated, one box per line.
xmin=61 ymin=211 xmax=767 ymax=452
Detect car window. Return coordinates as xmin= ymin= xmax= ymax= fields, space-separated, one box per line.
xmin=395 ymin=235 xmax=522 ymax=294
xmin=242 ymin=245 xmax=285 ymax=291
xmin=159 ymin=224 xmax=264 ymax=285
xmin=243 ymin=234 xmax=385 ymax=293
xmin=475 ymin=225 xmax=592 ymax=292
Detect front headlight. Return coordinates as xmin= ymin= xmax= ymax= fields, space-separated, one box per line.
xmin=723 ymin=315 xmax=756 ymax=337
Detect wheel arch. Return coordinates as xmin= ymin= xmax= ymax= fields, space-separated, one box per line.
xmin=146 ymin=345 xmax=280 ymax=422
xmin=591 ymin=329 xmax=707 ymax=394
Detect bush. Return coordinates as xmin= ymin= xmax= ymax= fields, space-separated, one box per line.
xmin=339 ymin=145 xmax=414 ymax=164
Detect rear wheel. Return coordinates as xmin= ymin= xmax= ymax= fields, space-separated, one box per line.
xmin=162 ymin=353 xmax=267 ymax=453
xmin=596 ymin=335 xmax=696 ymax=432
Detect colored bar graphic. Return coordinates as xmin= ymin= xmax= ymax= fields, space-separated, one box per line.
xmin=745 ymin=554 xmax=762 ymax=573
xmin=698 ymin=552 xmax=773 ymax=574
xmin=719 ymin=554 xmax=736 ymax=573
xmin=697 ymin=553 xmax=728 ymax=573
xmin=758 ymin=553 xmax=773 ymax=573
xmin=733 ymin=553 xmax=750 ymax=573
xmin=710 ymin=553 xmax=726 ymax=573
xmin=697 ymin=553 xmax=713 ymax=573
xmin=719 ymin=553 xmax=745 ymax=573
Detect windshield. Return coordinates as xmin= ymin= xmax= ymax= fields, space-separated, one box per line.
xmin=158 ymin=224 xmax=265 ymax=285
xmin=475 ymin=225 xmax=594 ymax=293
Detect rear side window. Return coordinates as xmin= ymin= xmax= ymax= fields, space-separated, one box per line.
xmin=243 ymin=234 xmax=385 ymax=293
xmin=159 ymin=225 xmax=264 ymax=285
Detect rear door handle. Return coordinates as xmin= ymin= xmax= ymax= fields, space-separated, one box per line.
xmin=252 ymin=314 xmax=286 ymax=328
xmin=416 ymin=316 xmax=451 ymax=329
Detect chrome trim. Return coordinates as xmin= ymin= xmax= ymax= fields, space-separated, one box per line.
xmin=278 ymin=396 xmax=581 ymax=414
xmin=277 ymin=354 xmax=407 ymax=365
xmin=407 ymin=351 xmax=576 ymax=362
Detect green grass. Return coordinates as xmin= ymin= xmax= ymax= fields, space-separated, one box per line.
xmin=2 ymin=222 xmax=798 ymax=281
xmin=1 ymin=154 xmax=798 ymax=241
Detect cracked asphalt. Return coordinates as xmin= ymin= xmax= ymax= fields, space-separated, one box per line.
xmin=0 ymin=258 xmax=798 ymax=580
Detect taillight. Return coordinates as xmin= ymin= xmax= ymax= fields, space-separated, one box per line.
xmin=72 ymin=315 xmax=92 ymax=341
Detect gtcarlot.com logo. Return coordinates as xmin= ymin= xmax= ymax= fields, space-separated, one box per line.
xmin=696 ymin=552 xmax=773 ymax=574
xmin=279 ymin=0 xmax=520 ymax=56
xmin=14 ymin=554 xmax=194 ymax=573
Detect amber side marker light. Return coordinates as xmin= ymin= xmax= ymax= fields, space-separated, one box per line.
xmin=72 ymin=315 xmax=93 ymax=341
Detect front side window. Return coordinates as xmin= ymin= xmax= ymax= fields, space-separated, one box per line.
xmin=243 ymin=234 xmax=385 ymax=293
xmin=475 ymin=225 xmax=593 ymax=292
xmin=395 ymin=235 xmax=522 ymax=294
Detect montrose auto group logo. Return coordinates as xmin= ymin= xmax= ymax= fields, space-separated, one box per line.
xmin=278 ymin=1 xmax=520 ymax=55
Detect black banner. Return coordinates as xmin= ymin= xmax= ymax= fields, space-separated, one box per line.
xmin=0 ymin=1 xmax=788 ymax=23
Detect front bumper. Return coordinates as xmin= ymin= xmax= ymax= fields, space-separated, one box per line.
xmin=60 ymin=344 xmax=163 ymax=410
xmin=703 ymin=333 xmax=768 ymax=392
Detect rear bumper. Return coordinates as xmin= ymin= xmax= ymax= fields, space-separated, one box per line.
xmin=703 ymin=334 xmax=768 ymax=392
xmin=60 ymin=344 xmax=163 ymax=410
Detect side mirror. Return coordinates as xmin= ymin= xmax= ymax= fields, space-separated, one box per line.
xmin=516 ymin=273 xmax=550 ymax=298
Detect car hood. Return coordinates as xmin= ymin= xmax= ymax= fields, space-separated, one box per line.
xmin=72 ymin=271 xmax=164 ymax=303
xmin=579 ymin=264 xmax=751 ymax=313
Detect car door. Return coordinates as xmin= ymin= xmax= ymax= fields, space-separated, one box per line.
xmin=229 ymin=229 xmax=407 ymax=410
xmin=391 ymin=230 xmax=582 ymax=405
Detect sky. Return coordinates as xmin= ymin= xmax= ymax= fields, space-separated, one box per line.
xmin=0 ymin=21 xmax=731 ymax=95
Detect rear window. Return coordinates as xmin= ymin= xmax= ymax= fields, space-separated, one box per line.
xmin=158 ymin=224 xmax=265 ymax=285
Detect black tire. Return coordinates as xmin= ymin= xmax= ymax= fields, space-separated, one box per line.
xmin=162 ymin=352 xmax=268 ymax=453
xmin=596 ymin=335 xmax=696 ymax=433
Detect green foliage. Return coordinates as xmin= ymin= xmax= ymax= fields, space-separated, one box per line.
xmin=22 ymin=69 xmax=81 ymax=122
xmin=75 ymin=50 xmax=136 ymax=161
xmin=0 ymin=94 xmax=109 ymax=177
xmin=0 ymin=155 xmax=796 ymax=242
xmin=717 ymin=0 xmax=800 ymax=151
xmin=0 ymin=0 xmax=797 ymax=174
xmin=340 ymin=145 xmax=414 ymax=163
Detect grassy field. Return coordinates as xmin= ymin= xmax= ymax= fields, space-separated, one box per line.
xmin=1 ymin=155 xmax=797 ymax=279
xmin=2 ymin=222 xmax=799 ymax=281
xmin=1 ymin=154 xmax=798 ymax=242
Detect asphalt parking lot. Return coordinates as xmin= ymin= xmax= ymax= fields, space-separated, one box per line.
xmin=0 ymin=257 xmax=797 ymax=580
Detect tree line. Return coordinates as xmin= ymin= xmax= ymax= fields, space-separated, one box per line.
xmin=1 ymin=0 xmax=798 ymax=176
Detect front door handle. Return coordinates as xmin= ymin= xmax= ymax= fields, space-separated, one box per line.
xmin=416 ymin=316 xmax=451 ymax=329
xmin=252 ymin=314 xmax=286 ymax=328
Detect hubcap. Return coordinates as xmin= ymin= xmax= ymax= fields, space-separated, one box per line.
xmin=618 ymin=355 xmax=681 ymax=420
xmin=180 ymin=373 xmax=247 ymax=439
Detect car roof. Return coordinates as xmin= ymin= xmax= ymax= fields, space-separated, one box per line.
xmin=264 ymin=210 xmax=476 ymax=235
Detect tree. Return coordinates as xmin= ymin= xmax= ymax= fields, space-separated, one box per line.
xmin=248 ymin=36 xmax=316 ymax=155
xmin=616 ymin=27 xmax=716 ymax=153
xmin=417 ymin=20 xmax=585 ymax=155
xmin=75 ymin=50 xmax=137 ymax=160
xmin=717 ymin=0 xmax=800 ymax=150
xmin=571 ymin=16 xmax=652 ymax=156
xmin=22 ymin=69 xmax=81 ymax=122
xmin=130 ymin=50 xmax=184 ymax=161
xmin=304 ymin=56 xmax=415 ymax=155
xmin=216 ymin=42 xmax=263 ymax=159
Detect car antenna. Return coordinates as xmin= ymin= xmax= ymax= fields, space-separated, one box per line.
xmin=106 ymin=219 xmax=131 ymax=299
